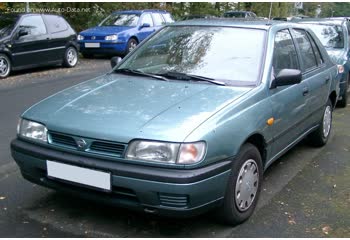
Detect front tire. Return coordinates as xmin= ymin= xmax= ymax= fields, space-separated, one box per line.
xmin=126 ymin=38 xmax=138 ymax=55
xmin=63 ymin=47 xmax=78 ymax=68
xmin=0 ymin=54 xmax=11 ymax=79
xmin=216 ymin=143 xmax=263 ymax=226
xmin=308 ymin=99 xmax=333 ymax=147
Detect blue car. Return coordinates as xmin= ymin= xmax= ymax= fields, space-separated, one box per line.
xmin=78 ymin=9 xmax=174 ymax=57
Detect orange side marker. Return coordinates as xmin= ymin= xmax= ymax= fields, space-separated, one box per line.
xmin=267 ymin=117 xmax=274 ymax=126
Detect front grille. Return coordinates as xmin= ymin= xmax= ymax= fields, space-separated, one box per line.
xmin=50 ymin=132 xmax=77 ymax=148
xmin=89 ymin=141 xmax=126 ymax=156
xmin=85 ymin=36 xmax=105 ymax=40
xmin=159 ymin=193 xmax=189 ymax=208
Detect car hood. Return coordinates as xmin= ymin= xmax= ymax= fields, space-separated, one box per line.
xmin=80 ymin=26 xmax=134 ymax=36
xmin=327 ymin=49 xmax=346 ymax=64
xmin=23 ymin=74 xmax=252 ymax=143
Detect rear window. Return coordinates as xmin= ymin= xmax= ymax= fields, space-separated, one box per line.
xmin=44 ymin=15 xmax=68 ymax=33
xmin=303 ymin=23 xmax=344 ymax=49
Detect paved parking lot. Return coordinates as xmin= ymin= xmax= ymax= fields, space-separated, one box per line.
xmin=0 ymin=59 xmax=349 ymax=237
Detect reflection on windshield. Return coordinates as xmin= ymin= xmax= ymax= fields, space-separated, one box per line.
xmin=0 ymin=15 xmax=17 ymax=38
xmin=118 ymin=26 xmax=266 ymax=85
xmin=305 ymin=23 xmax=344 ymax=49
xmin=100 ymin=14 xmax=140 ymax=27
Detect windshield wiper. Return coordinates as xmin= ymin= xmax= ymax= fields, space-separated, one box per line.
xmin=113 ymin=68 xmax=168 ymax=81
xmin=159 ymin=71 xmax=226 ymax=86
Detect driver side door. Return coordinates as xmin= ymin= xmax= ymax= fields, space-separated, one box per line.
xmin=137 ymin=13 xmax=155 ymax=42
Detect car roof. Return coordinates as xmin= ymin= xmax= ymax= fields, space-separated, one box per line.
xmin=112 ymin=9 xmax=169 ymax=15
xmin=172 ymin=18 xmax=305 ymax=31
xmin=292 ymin=18 xmax=345 ymax=25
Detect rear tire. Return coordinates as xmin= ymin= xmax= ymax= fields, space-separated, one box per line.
xmin=216 ymin=143 xmax=263 ymax=226
xmin=0 ymin=54 xmax=11 ymax=79
xmin=63 ymin=47 xmax=78 ymax=68
xmin=337 ymin=77 xmax=348 ymax=108
xmin=308 ymin=99 xmax=333 ymax=147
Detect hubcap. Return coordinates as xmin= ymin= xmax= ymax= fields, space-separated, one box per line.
xmin=129 ymin=41 xmax=137 ymax=52
xmin=323 ymin=105 xmax=332 ymax=138
xmin=235 ymin=159 xmax=259 ymax=212
xmin=67 ymin=48 xmax=77 ymax=66
xmin=0 ymin=57 xmax=9 ymax=77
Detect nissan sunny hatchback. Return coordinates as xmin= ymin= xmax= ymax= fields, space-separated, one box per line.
xmin=11 ymin=20 xmax=340 ymax=225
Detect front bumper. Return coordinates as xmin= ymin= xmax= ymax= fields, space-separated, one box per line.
xmin=78 ymin=41 xmax=127 ymax=56
xmin=11 ymin=139 xmax=232 ymax=217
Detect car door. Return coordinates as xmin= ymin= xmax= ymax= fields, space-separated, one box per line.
xmin=11 ymin=15 xmax=50 ymax=68
xmin=268 ymin=29 xmax=310 ymax=157
xmin=291 ymin=28 xmax=330 ymax=126
xmin=138 ymin=13 xmax=155 ymax=42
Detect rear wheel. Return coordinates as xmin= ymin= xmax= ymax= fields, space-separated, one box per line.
xmin=308 ymin=99 xmax=333 ymax=147
xmin=337 ymin=75 xmax=348 ymax=108
xmin=63 ymin=47 xmax=78 ymax=68
xmin=216 ymin=143 xmax=263 ymax=225
xmin=0 ymin=54 xmax=11 ymax=79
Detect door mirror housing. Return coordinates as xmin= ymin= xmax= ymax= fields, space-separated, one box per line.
xmin=271 ymin=69 xmax=302 ymax=89
xmin=139 ymin=23 xmax=151 ymax=29
xmin=18 ymin=29 xmax=29 ymax=38
xmin=110 ymin=56 xmax=122 ymax=69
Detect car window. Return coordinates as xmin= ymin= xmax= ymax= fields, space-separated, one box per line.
xmin=141 ymin=14 xmax=154 ymax=27
xmin=152 ymin=13 xmax=165 ymax=26
xmin=302 ymin=23 xmax=344 ymax=49
xmin=273 ymin=29 xmax=299 ymax=76
xmin=100 ymin=14 xmax=140 ymax=27
xmin=347 ymin=22 xmax=350 ymax=48
xmin=19 ymin=15 xmax=47 ymax=36
xmin=44 ymin=15 xmax=68 ymax=33
xmin=293 ymin=29 xmax=318 ymax=71
xmin=162 ymin=13 xmax=174 ymax=23
xmin=307 ymin=32 xmax=324 ymax=65
xmin=0 ymin=15 xmax=18 ymax=38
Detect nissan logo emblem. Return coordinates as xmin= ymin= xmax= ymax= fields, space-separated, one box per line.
xmin=76 ymin=138 xmax=87 ymax=149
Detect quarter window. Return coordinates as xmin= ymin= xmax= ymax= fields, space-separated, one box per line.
xmin=141 ymin=14 xmax=154 ymax=27
xmin=273 ymin=29 xmax=299 ymax=76
xmin=307 ymin=32 xmax=324 ymax=65
xmin=19 ymin=16 xmax=47 ymax=36
xmin=293 ymin=29 xmax=318 ymax=71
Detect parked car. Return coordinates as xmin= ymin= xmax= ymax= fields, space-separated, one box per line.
xmin=0 ymin=13 xmax=78 ymax=79
xmin=223 ymin=11 xmax=257 ymax=18
xmin=295 ymin=18 xmax=350 ymax=107
xmin=11 ymin=20 xmax=339 ymax=225
xmin=78 ymin=9 xmax=174 ymax=57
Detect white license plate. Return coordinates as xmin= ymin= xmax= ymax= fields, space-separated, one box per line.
xmin=85 ymin=42 xmax=100 ymax=48
xmin=47 ymin=161 xmax=111 ymax=191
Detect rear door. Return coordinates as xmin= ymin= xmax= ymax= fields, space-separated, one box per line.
xmin=11 ymin=15 xmax=50 ymax=68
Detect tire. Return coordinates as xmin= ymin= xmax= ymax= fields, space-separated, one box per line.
xmin=216 ymin=143 xmax=263 ymax=226
xmin=63 ymin=46 xmax=78 ymax=68
xmin=308 ymin=99 xmax=333 ymax=147
xmin=0 ymin=54 xmax=11 ymax=79
xmin=82 ymin=53 xmax=93 ymax=59
xmin=126 ymin=38 xmax=138 ymax=55
xmin=337 ymin=77 xmax=348 ymax=108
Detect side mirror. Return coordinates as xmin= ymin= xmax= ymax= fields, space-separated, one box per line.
xmin=139 ymin=23 xmax=151 ymax=29
xmin=18 ymin=29 xmax=28 ymax=38
xmin=271 ymin=69 xmax=302 ymax=89
xmin=110 ymin=56 xmax=122 ymax=68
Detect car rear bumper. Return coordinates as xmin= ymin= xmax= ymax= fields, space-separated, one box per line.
xmin=11 ymin=139 xmax=232 ymax=217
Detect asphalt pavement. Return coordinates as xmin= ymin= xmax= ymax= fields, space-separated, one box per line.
xmin=0 ymin=59 xmax=349 ymax=237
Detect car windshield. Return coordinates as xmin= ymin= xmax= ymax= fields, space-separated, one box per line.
xmin=118 ymin=26 xmax=266 ymax=86
xmin=100 ymin=13 xmax=140 ymax=27
xmin=304 ymin=23 xmax=344 ymax=49
xmin=0 ymin=15 xmax=17 ymax=38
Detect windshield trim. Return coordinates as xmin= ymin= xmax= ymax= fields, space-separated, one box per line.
xmin=113 ymin=25 xmax=267 ymax=87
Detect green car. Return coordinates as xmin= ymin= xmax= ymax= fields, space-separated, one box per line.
xmin=11 ymin=20 xmax=340 ymax=225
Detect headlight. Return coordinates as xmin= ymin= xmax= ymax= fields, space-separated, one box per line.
xmin=105 ymin=35 xmax=118 ymax=41
xmin=337 ymin=65 xmax=344 ymax=74
xmin=125 ymin=140 xmax=206 ymax=164
xmin=77 ymin=34 xmax=84 ymax=41
xmin=18 ymin=119 xmax=48 ymax=142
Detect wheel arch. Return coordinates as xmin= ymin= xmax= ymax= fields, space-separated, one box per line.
xmin=329 ymin=90 xmax=337 ymax=109
xmin=241 ymin=132 xmax=267 ymax=167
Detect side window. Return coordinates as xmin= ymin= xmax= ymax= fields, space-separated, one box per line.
xmin=162 ymin=13 xmax=174 ymax=23
xmin=347 ymin=22 xmax=350 ymax=48
xmin=43 ymin=15 xmax=68 ymax=33
xmin=141 ymin=14 xmax=154 ymax=27
xmin=307 ymin=32 xmax=324 ymax=65
xmin=152 ymin=13 xmax=165 ymax=26
xmin=19 ymin=16 xmax=47 ymax=36
xmin=273 ymin=29 xmax=299 ymax=76
xmin=292 ymin=29 xmax=318 ymax=71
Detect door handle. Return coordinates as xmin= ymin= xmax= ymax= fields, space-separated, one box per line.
xmin=302 ymin=87 xmax=309 ymax=96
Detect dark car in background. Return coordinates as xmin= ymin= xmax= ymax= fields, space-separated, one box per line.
xmin=296 ymin=18 xmax=350 ymax=107
xmin=223 ymin=11 xmax=257 ymax=18
xmin=0 ymin=13 xmax=78 ymax=79
xmin=77 ymin=9 xmax=174 ymax=57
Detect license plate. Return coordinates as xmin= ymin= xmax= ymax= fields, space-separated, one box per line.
xmin=85 ymin=42 xmax=100 ymax=48
xmin=47 ymin=161 xmax=111 ymax=191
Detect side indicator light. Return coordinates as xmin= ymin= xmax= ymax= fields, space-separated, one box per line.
xmin=267 ymin=117 xmax=274 ymax=126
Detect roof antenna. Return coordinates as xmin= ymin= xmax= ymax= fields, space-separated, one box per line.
xmin=268 ymin=2 xmax=273 ymax=23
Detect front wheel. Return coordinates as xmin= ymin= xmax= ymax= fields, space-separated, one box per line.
xmin=216 ymin=143 xmax=263 ymax=226
xmin=63 ymin=47 xmax=78 ymax=68
xmin=0 ymin=54 xmax=11 ymax=79
xmin=126 ymin=38 xmax=138 ymax=55
xmin=308 ymin=99 xmax=333 ymax=147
